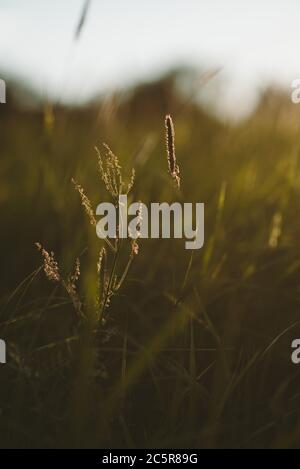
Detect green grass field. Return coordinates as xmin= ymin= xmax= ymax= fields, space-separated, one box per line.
xmin=1 ymin=73 xmax=300 ymax=448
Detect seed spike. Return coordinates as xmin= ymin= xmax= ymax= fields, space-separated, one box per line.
xmin=165 ymin=114 xmax=180 ymax=188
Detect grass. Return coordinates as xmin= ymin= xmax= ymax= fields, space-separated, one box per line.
xmin=1 ymin=74 xmax=300 ymax=448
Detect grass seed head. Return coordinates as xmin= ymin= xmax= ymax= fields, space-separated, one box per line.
xmin=165 ymin=114 xmax=180 ymax=188
xmin=71 ymin=178 xmax=96 ymax=226
xmin=35 ymin=242 xmax=60 ymax=282
xmin=95 ymin=144 xmax=135 ymax=198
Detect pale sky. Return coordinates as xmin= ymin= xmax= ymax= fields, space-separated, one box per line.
xmin=0 ymin=0 xmax=299 ymax=116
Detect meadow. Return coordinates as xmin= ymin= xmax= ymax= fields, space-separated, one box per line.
xmin=1 ymin=72 xmax=300 ymax=448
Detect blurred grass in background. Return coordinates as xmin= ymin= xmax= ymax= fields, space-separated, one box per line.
xmin=1 ymin=70 xmax=300 ymax=448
